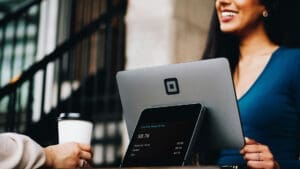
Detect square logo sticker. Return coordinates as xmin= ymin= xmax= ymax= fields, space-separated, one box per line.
xmin=164 ymin=78 xmax=180 ymax=95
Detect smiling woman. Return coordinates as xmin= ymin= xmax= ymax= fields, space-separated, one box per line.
xmin=215 ymin=0 xmax=266 ymax=36
xmin=202 ymin=0 xmax=300 ymax=169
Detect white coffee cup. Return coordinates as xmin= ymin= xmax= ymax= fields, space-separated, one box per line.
xmin=58 ymin=112 xmax=93 ymax=144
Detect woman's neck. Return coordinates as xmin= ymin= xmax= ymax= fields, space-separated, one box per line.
xmin=239 ymin=26 xmax=278 ymax=60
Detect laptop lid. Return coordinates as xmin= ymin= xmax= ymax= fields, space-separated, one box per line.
xmin=116 ymin=58 xmax=245 ymax=150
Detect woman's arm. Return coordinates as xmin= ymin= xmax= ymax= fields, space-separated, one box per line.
xmin=0 ymin=132 xmax=92 ymax=169
xmin=0 ymin=132 xmax=45 ymax=169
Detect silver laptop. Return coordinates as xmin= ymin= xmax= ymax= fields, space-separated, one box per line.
xmin=116 ymin=58 xmax=245 ymax=150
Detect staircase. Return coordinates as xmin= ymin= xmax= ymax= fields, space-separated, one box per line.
xmin=0 ymin=0 xmax=127 ymax=167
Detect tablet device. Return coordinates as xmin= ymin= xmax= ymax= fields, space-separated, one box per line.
xmin=116 ymin=58 xmax=245 ymax=150
xmin=121 ymin=103 xmax=206 ymax=167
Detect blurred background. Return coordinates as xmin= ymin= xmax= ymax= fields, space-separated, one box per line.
xmin=0 ymin=0 xmax=214 ymax=167
xmin=0 ymin=0 xmax=299 ymax=167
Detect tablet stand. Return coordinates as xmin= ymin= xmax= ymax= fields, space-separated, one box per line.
xmin=121 ymin=103 xmax=207 ymax=167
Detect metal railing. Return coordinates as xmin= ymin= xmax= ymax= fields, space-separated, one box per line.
xmin=0 ymin=0 xmax=41 ymax=87
xmin=0 ymin=0 xmax=127 ymax=167
xmin=0 ymin=0 xmax=42 ymax=134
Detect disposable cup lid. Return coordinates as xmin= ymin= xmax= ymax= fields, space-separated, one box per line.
xmin=58 ymin=112 xmax=92 ymax=122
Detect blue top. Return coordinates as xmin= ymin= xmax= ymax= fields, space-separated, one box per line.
xmin=217 ymin=47 xmax=300 ymax=169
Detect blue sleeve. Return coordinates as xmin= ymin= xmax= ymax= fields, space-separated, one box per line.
xmin=279 ymin=49 xmax=300 ymax=169
xmin=296 ymin=57 xmax=300 ymax=158
xmin=296 ymin=55 xmax=300 ymax=119
xmin=278 ymin=160 xmax=300 ymax=169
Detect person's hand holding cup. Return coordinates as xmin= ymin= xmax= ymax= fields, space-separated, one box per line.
xmin=57 ymin=112 xmax=94 ymax=168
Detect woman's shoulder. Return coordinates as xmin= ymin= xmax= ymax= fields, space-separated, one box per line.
xmin=274 ymin=47 xmax=300 ymax=85
xmin=273 ymin=46 xmax=300 ymax=69
xmin=277 ymin=46 xmax=300 ymax=58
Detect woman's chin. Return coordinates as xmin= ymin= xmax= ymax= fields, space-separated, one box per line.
xmin=219 ymin=25 xmax=239 ymax=34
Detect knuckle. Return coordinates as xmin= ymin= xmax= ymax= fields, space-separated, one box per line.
xmin=268 ymin=153 xmax=274 ymax=160
xmin=261 ymin=144 xmax=269 ymax=151
xmin=266 ymin=161 xmax=275 ymax=168
xmin=73 ymin=148 xmax=81 ymax=156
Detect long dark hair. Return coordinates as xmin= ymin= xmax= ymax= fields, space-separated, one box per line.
xmin=202 ymin=0 xmax=281 ymax=71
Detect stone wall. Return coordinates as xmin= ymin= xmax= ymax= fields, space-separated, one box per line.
xmin=172 ymin=0 xmax=214 ymax=63
xmin=125 ymin=0 xmax=214 ymax=69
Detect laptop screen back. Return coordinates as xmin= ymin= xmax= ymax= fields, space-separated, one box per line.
xmin=116 ymin=58 xmax=245 ymax=151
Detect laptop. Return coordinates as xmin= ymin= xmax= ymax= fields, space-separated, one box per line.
xmin=121 ymin=103 xmax=206 ymax=167
xmin=116 ymin=58 xmax=245 ymax=151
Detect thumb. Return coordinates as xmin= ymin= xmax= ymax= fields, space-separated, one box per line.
xmin=245 ymin=137 xmax=259 ymax=144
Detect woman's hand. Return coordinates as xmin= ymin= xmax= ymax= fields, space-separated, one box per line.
xmin=44 ymin=142 xmax=92 ymax=169
xmin=240 ymin=137 xmax=280 ymax=169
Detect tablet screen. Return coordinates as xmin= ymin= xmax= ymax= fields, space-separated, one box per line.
xmin=121 ymin=103 xmax=205 ymax=167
